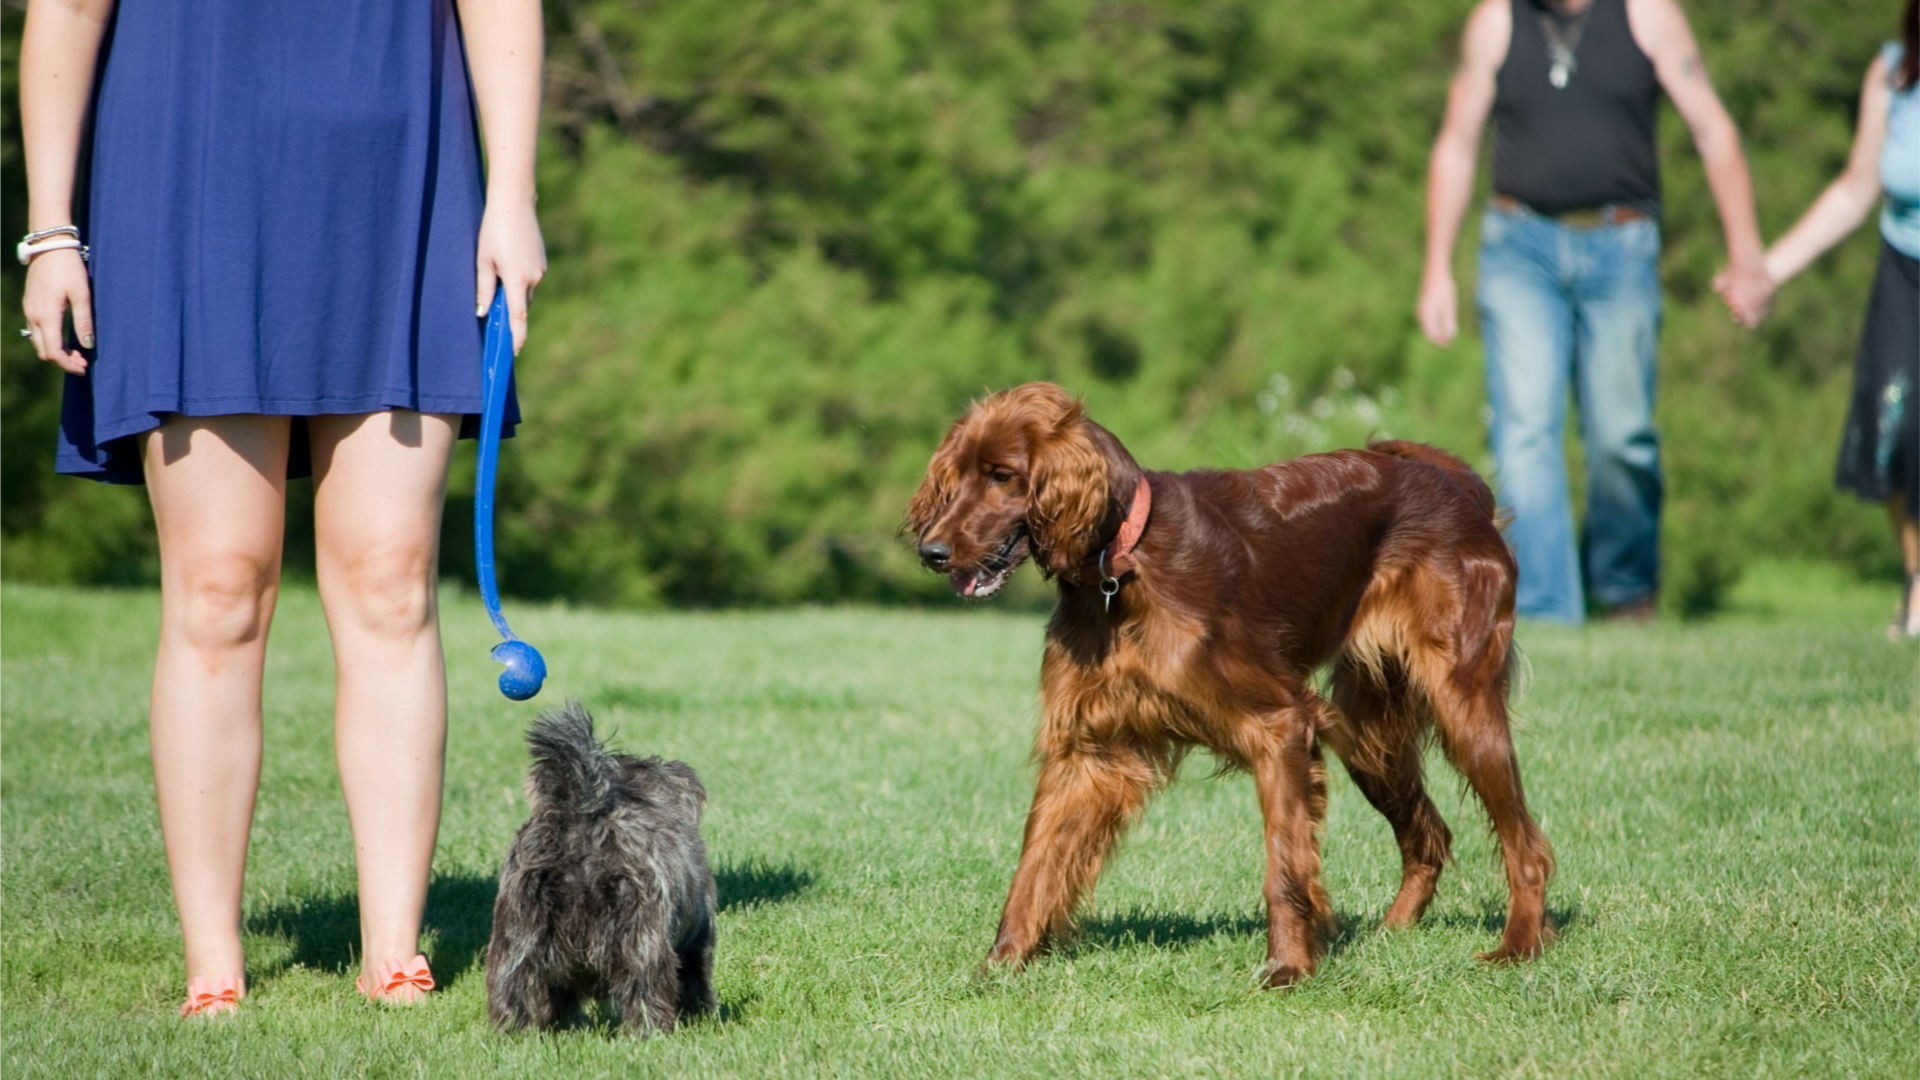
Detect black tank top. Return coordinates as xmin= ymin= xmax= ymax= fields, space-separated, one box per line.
xmin=1492 ymin=0 xmax=1661 ymax=215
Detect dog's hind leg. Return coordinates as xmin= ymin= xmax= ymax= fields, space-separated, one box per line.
xmin=486 ymin=870 xmax=568 ymax=1031
xmin=675 ymin=918 xmax=717 ymax=1018
xmin=985 ymin=749 xmax=1158 ymax=970
xmin=1327 ymin=657 xmax=1453 ymax=929
xmin=485 ymin=939 xmax=564 ymax=1031
xmin=611 ymin=934 xmax=683 ymax=1035
xmin=1408 ymin=561 xmax=1555 ymax=963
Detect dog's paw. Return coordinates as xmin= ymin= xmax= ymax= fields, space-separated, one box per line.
xmin=1476 ymin=935 xmax=1546 ymax=965
xmin=979 ymin=931 xmax=1053 ymax=977
xmin=1256 ymin=961 xmax=1314 ymax=989
xmin=1477 ymin=914 xmax=1556 ymax=964
xmin=978 ymin=948 xmax=1027 ymax=977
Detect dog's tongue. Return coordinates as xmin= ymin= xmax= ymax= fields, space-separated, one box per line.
xmin=951 ymin=571 xmax=978 ymax=597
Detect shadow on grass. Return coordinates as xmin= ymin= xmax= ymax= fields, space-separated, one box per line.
xmin=1076 ymin=899 xmax=1581 ymax=960
xmin=517 ymin=989 xmax=761 ymax=1037
xmin=1075 ymin=908 xmax=1362 ymax=963
xmin=715 ymin=858 xmax=815 ymax=913
xmin=1078 ymin=909 xmax=1266 ymax=950
xmin=245 ymin=874 xmax=501 ymax=989
xmin=1419 ymin=900 xmax=1584 ymax=941
xmin=244 ymin=859 xmax=814 ymax=990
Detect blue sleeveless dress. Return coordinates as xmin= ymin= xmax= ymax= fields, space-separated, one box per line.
xmin=56 ymin=0 xmax=517 ymax=484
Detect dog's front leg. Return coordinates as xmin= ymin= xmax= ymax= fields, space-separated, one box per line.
xmin=1250 ymin=711 xmax=1329 ymax=988
xmin=984 ymin=749 xmax=1156 ymax=971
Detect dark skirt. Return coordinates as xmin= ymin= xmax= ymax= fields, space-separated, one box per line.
xmin=1835 ymin=239 xmax=1920 ymax=511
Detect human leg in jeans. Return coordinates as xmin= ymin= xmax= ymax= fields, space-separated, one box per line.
xmin=1573 ymin=220 xmax=1664 ymax=613
xmin=1479 ymin=211 xmax=1584 ymax=623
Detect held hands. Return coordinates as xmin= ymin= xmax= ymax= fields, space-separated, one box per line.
xmin=21 ymin=249 xmax=94 ymax=375
xmin=475 ymin=197 xmax=547 ymax=354
xmin=1416 ymin=268 xmax=1460 ymax=347
xmin=1711 ymin=262 xmax=1775 ymax=329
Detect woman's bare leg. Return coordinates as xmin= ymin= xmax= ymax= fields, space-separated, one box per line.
xmin=308 ymin=411 xmax=458 ymax=995
xmin=142 ymin=415 xmax=292 ymax=990
xmin=1891 ymin=495 xmax=1920 ymax=637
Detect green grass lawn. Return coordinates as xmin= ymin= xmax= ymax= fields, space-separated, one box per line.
xmin=3 ymin=564 xmax=1916 ymax=1079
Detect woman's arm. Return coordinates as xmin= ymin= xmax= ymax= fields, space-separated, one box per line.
xmin=1760 ymin=55 xmax=1893 ymax=289
xmin=457 ymin=0 xmax=547 ymax=353
xmin=19 ymin=0 xmax=115 ymax=374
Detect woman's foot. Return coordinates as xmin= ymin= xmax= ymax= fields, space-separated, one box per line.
xmin=180 ymin=973 xmax=244 ymax=1018
xmin=356 ymin=954 xmax=434 ymax=1004
xmin=1891 ymin=574 xmax=1920 ymax=642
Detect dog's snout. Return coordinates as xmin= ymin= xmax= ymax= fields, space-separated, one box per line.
xmin=918 ymin=540 xmax=953 ymax=570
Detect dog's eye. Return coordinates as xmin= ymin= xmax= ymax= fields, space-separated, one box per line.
xmin=989 ymin=468 xmax=1016 ymax=485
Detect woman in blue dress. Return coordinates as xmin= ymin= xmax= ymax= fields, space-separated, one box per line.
xmin=17 ymin=0 xmax=547 ymax=1013
xmin=1736 ymin=0 xmax=1920 ymax=639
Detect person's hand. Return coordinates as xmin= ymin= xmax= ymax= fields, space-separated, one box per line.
xmin=1712 ymin=263 xmax=1774 ymax=329
xmin=21 ymin=249 xmax=93 ymax=375
xmin=1417 ymin=267 xmax=1459 ymax=346
xmin=475 ymin=198 xmax=547 ymax=354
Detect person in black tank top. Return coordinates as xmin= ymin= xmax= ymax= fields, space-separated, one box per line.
xmin=1416 ymin=0 xmax=1771 ymax=623
xmin=1492 ymin=0 xmax=1661 ymax=216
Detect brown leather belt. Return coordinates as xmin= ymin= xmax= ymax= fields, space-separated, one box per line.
xmin=1491 ymin=193 xmax=1653 ymax=229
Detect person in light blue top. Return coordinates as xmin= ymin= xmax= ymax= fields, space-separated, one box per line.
xmin=1736 ymin=0 xmax=1920 ymax=639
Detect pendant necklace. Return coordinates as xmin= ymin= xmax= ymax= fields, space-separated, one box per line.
xmin=1538 ymin=3 xmax=1594 ymax=89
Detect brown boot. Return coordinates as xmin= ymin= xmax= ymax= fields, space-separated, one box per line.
xmin=1600 ymin=595 xmax=1658 ymax=624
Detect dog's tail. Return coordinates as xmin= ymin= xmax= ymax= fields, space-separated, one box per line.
xmin=526 ymin=700 xmax=618 ymax=818
xmin=1368 ymin=439 xmax=1501 ymax=523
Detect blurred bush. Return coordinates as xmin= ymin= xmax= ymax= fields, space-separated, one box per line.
xmin=1 ymin=1 xmax=1905 ymax=609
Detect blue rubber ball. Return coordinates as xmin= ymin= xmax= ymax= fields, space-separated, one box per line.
xmin=492 ymin=639 xmax=547 ymax=701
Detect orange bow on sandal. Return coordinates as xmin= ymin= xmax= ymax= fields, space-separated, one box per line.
xmin=357 ymin=953 xmax=434 ymax=1004
xmin=180 ymin=974 xmax=243 ymax=1018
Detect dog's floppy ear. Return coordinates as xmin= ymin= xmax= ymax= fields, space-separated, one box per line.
xmin=904 ymin=438 xmax=961 ymax=541
xmin=1022 ymin=386 xmax=1110 ymax=576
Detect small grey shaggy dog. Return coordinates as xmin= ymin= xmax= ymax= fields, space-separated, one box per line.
xmin=486 ymin=701 xmax=718 ymax=1033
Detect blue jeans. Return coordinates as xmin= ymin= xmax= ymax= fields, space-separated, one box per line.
xmin=1476 ymin=203 xmax=1663 ymax=623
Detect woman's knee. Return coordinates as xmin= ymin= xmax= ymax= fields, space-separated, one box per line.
xmin=325 ymin=543 xmax=439 ymax=640
xmin=170 ymin=554 xmax=279 ymax=651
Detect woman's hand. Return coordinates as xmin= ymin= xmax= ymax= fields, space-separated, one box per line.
xmin=458 ymin=0 xmax=546 ymax=355
xmin=21 ymin=249 xmax=94 ymax=375
xmin=18 ymin=0 xmax=113 ymax=376
xmin=1712 ymin=262 xmax=1775 ymax=329
xmin=475 ymin=198 xmax=546 ymax=354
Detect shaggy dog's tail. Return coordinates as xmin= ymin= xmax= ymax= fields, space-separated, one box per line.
xmin=527 ymin=700 xmax=619 ymax=818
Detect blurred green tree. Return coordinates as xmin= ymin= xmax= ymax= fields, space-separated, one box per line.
xmin=2 ymin=1 xmax=1902 ymax=608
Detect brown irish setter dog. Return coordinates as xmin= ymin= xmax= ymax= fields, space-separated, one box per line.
xmin=905 ymin=382 xmax=1554 ymax=987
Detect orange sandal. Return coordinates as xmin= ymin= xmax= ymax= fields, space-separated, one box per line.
xmin=180 ymin=974 xmax=243 ymax=1018
xmin=356 ymin=953 xmax=434 ymax=1004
